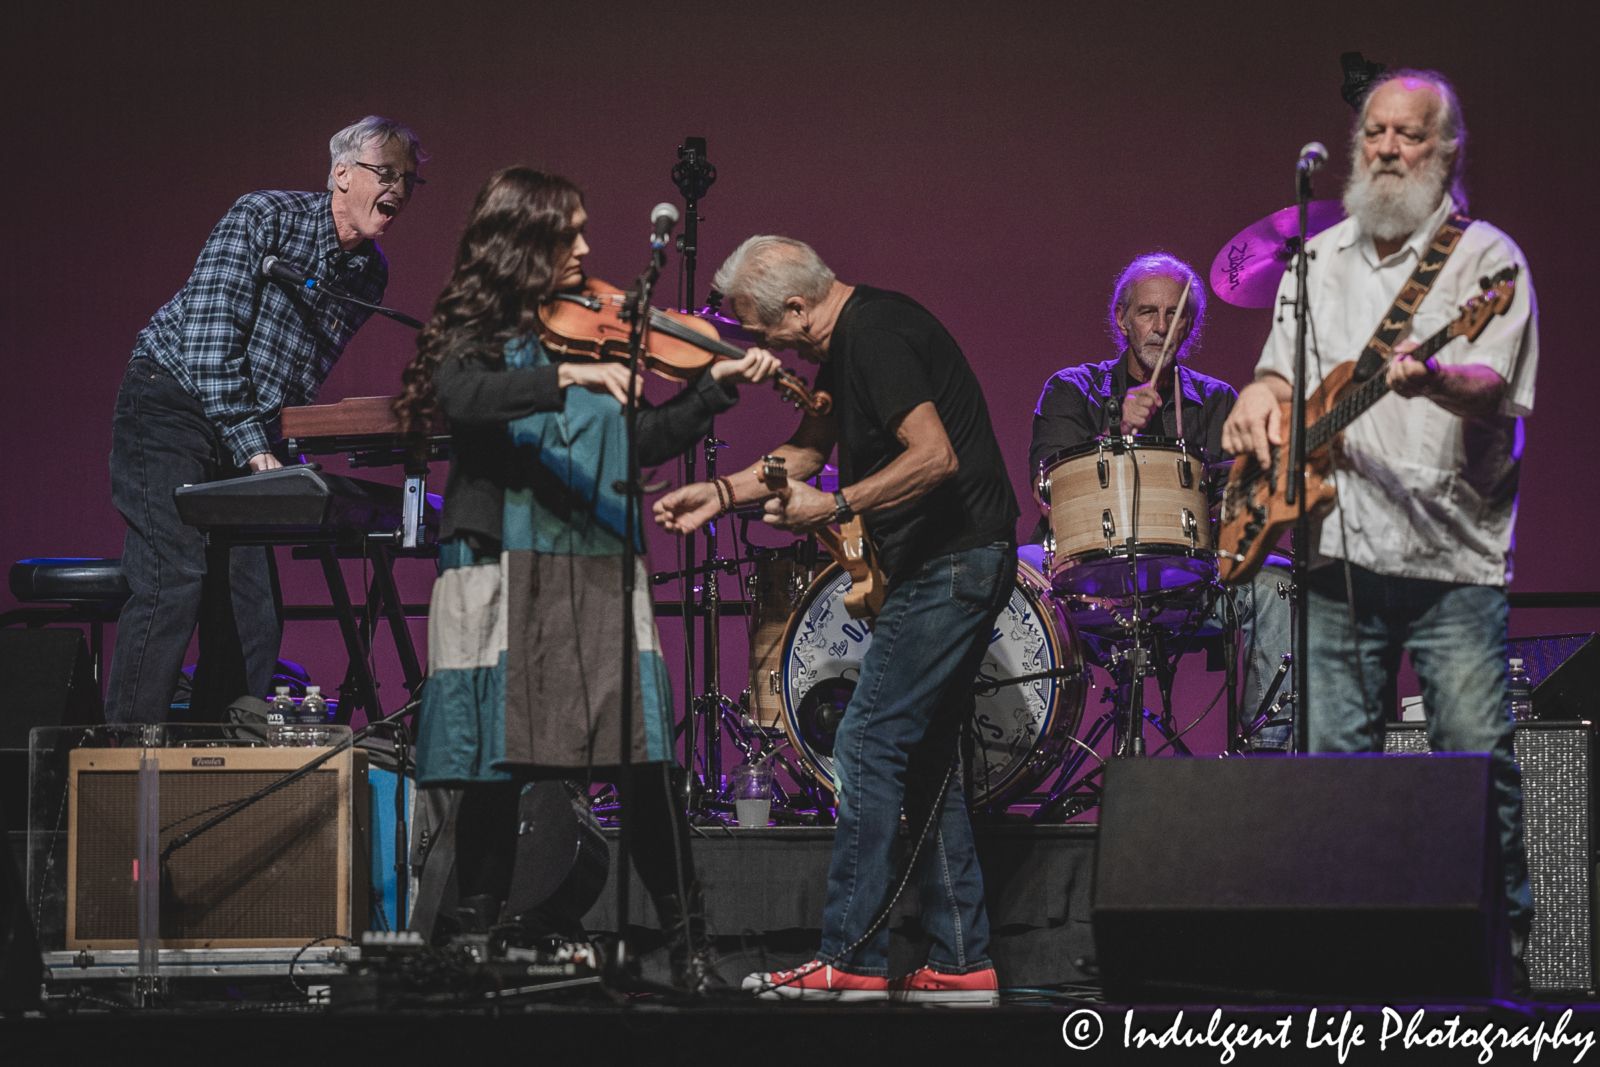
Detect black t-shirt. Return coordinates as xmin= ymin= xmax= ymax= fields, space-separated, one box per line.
xmin=814 ymin=286 xmax=1019 ymax=581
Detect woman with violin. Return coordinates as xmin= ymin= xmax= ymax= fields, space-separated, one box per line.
xmin=393 ymin=167 xmax=778 ymax=992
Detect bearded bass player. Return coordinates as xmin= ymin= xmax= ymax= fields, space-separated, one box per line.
xmin=1221 ymin=69 xmax=1540 ymax=983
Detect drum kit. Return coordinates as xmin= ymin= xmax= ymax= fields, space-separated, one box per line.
xmin=700 ymin=431 xmax=1291 ymax=825
xmin=667 ymin=199 xmax=1338 ymax=824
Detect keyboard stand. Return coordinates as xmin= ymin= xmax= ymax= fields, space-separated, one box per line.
xmin=203 ymin=529 xmax=429 ymax=725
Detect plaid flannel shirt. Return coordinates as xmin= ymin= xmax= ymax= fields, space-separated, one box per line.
xmin=131 ymin=190 xmax=388 ymax=465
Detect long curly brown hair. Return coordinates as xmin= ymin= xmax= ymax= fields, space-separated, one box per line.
xmin=394 ymin=168 xmax=585 ymax=435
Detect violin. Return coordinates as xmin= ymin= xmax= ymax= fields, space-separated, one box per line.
xmin=537 ymin=277 xmax=832 ymax=416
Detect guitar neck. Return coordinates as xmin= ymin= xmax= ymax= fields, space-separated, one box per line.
xmin=1305 ymin=323 xmax=1455 ymax=452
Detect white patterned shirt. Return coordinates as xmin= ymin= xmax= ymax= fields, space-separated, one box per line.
xmin=1254 ymin=194 xmax=1539 ymax=587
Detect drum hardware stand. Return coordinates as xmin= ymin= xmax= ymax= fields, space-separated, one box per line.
xmin=1237 ymin=653 xmax=1294 ymax=746
xmin=1146 ymin=629 xmax=1192 ymax=757
xmin=721 ymin=693 xmax=836 ymax=820
xmin=689 ymin=436 xmax=739 ymax=811
xmin=1029 ymin=630 xmax=1195 ymax=823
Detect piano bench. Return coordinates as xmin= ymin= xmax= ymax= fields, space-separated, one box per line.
xmin=5 ymin=560 xmax=132 ymax=698
xmin=9 ymin=558 xmax=132 ymax=608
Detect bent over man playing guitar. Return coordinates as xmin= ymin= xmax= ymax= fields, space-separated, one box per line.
xmin=1221 ymin=69 xmax=1540 ymax=986
xmin=654 ymin=236 xmax=1019 ymax=1005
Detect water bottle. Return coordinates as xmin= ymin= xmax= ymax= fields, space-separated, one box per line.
xmin=267 ymin=687 xmax=296 ymax=726
xmin=299 ymin=686 xmax=329 ymax=724
xmin=1508 ymin=658 xmax=1534 ymax=722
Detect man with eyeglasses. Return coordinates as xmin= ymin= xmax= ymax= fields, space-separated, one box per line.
xmin=106 ymin=115 xmax=426 ymax=724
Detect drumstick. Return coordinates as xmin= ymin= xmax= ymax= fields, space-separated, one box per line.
xmin=1145 ymin=281 xmax=1191 ymax=438
xmin=1147 ymin=280 xmax=1190 ymax=388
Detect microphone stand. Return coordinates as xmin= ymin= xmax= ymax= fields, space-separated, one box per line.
xmin=612 ymin=227 xmax=668 ymax=980
xmin=1288 ymin=158 xmax=1315 ymax=754
xmin=311 ymin=278 xmax=425 ymax=330
xmin=669 ymin=137 xmax=719 ymax=813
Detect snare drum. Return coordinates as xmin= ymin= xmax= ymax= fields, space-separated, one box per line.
xmin=776 ymin=557 xmax=1087 ymax=808
xmin=1036 ymin=437 xmax=1215 ymax=598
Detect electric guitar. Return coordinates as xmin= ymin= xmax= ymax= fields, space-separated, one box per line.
xmin=760 ymin=455 xmax=886 ymax=619
xmin=1216 ymin=266 xmax=1520 ymax=586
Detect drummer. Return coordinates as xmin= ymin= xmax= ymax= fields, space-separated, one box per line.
xmin=1026 ymin=252 xmax=1294 ymax=751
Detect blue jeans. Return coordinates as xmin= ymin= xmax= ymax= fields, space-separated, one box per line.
xmin=1306 ymin=563 xmax=1532 ymax=931
xmin=816 ymin=542 xmax=1016 ymax=976
xmin=106 ymin=358 xmax=282 ymax=723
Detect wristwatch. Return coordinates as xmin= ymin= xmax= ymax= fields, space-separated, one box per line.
xmin=832 ymin=489 xmax=855 ymax=524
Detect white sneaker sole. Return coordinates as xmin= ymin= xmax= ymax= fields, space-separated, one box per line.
xmin=892 ymin=989 xmax=1000 ymax=1007
xmin=743 ymin=972 xmax=889 ymax=1001
xmin=759 ymin=987 xmax=890 ymax=1002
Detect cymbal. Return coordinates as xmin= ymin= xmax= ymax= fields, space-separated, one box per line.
xmin=1209 ymin=201 xmax=1346 ymax=308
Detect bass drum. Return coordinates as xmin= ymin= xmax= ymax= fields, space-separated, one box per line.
xmin=777 ymin=558 xmax=1087 ymax=808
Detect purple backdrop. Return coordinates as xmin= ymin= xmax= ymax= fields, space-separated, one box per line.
xmin=4 ymin=2 xmax=1595 ymax=763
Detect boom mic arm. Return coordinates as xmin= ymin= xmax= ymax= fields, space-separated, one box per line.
xmin=259 ymin=255 xmax=424 ymax=329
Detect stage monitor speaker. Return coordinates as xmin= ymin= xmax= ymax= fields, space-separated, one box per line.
xmin=0 ymin=629 xmax=103 ymax=748
xmin=1386 ymin=720 xmax=1594 ymax=993
xmin=1094 ymin=755 xmax=1503 ymax=1002
xmin=65 ymin=746 xmax=368 ymax=949
xmin=1508 ymin=633 xmax=1600 ymax=721
xmin=409 ymin=781 xmax=609 ymax=942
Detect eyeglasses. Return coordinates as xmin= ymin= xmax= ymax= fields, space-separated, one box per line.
xmin=350 ymin=161 xmax=425 ymax=191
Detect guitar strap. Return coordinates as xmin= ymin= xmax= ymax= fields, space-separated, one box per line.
xmin=1351 ymin=211 xmax=1472 ymax=381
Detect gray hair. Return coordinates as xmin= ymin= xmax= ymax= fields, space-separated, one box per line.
xmin=1351 ymin=69 xmax=1468 ymax=212
xmin=1107 ymin=252 xmax=1206 ymax=358
xmin=711 ymin=236 xmax=836 ymax=326
xmin=327 ymin=115 xmax=427 ymax=192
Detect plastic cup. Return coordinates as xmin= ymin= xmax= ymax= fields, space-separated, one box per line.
xmin=731 ymin=762 xmax=774 ymax=827
xmin=735 ymin=798 xmax=771 ymax=828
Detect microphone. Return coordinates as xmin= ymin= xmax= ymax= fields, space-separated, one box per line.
xmin=650 ymin=202 xmax=680 ymax=247
xmin=1296 ymin=142 xmax=1329 ymax=174
xmin=261 ymin=255 xmax=318 ymax=289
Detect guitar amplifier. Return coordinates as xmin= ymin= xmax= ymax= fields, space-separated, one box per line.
xmin=1385 ymin=721 xmax=1595 ymax=993
xmin=65 ymin=746 xmax=368 ymax=949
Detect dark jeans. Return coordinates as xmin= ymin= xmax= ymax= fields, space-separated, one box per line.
xmin=1307 ymin=562 xmax=1533 ymax=932
xmin=106 ymin=358 xmax=281 ymax=724
xmin=817 ymin=541 xmax=1016 ymax=976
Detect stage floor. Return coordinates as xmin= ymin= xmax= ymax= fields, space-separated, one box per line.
xmin=11 ymin=998 xmax=1600 ymax=1065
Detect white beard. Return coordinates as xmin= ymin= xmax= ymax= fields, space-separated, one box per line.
xmin=1342 ymin=152 xmax=1450 ymax=243
xmin=1129 ymin=339 xmax=1184 ymax=376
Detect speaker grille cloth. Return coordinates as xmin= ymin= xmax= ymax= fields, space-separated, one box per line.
xmin=1384 ymin=725 xmax=1592 ymax=990
xmin=75 ymin=770 xmax=339 ymax=942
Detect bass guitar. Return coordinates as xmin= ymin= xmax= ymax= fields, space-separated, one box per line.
xmin=1216 ymin=266 xmax=1519 ymax=586
xmin=760 ymin=455 xmax=886 ymax=620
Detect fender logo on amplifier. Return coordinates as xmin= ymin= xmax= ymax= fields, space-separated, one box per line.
xmin=191 ymin=756 xmax=226 ymax=767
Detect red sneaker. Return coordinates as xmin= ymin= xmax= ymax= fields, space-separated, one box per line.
xmin=742 ymin=959 xmax=890 ymax=1002
xmin=888 ymin=965 xmax=1000 ymax=1007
